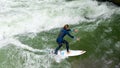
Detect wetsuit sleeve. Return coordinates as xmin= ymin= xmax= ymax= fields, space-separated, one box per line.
xmin=67 ymin=29 xmax=75 ymax=33
xmin=67 ymin=32 xmax=74 ymax=38
xmin=67 ymin=29 xmax=71 ymax=31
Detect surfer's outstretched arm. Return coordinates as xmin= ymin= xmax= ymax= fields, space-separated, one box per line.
xmin=72 ymin=36 xmax=80 ymax=41
xmin=67 ymin=32 xmax=74 ymax=38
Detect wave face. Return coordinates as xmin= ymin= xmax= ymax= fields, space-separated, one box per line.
xmin=0 ymin=0 xmax=120 ymax=68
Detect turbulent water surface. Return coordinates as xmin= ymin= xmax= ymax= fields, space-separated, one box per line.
xmin=0 ymin=0 xmax=120 ymax=68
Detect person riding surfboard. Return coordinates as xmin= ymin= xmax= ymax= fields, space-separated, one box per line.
xmin=54 ymin=24 xmax=79 ymax=55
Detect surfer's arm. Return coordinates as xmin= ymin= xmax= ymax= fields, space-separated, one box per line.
xmin=67 ymin=32 xmax=74 ymax=38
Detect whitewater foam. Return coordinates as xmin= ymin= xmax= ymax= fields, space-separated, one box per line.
xmin=0 ymin=0 xmax=118 ymax=40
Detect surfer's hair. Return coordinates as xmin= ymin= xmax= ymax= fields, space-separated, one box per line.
xmin=63 ymin=24 xmax=69 ymax=30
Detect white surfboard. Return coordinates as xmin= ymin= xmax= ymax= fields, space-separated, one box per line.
xmin=53 ymin=50 xmax=86 ymax=63
xmin=57 ymin=50 xmax=86 ymax=57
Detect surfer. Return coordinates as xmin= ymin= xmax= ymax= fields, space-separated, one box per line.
xmin=54 ymin=24 xmax=79 ymax=55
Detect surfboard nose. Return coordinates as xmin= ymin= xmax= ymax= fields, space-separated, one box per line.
xmin=80 ymin=50 xmax=86 ymax=54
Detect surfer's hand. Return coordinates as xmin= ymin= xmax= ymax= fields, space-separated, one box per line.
xmin=76 ymin=37 xmax=80 ymax=41
xmin=74 ymin=29 xmax=78 ymax=33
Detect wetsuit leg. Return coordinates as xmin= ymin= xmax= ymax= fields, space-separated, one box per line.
xmin=54 ymin=43 xmax=63 ymax=55
xmin=63 ymin=40 xmax=69 ymax=52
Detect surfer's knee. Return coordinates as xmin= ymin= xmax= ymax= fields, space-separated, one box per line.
xmin=64 ymin=40 xmax=69 ymax=44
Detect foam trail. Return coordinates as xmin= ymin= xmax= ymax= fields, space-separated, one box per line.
xmin=12 ymin=39 xmax=46 ymax=53
xmin=0 ymin=38 xmax=45 ymax=53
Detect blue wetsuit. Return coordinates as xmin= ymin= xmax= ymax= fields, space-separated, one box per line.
xmin=54 ymin=28 xmax=74 ymax=54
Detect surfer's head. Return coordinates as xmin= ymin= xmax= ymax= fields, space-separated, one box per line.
xmin=63 ymin=24 xmax=69 ymax=30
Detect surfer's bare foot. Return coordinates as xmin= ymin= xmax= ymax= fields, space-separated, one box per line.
xmin=67 ymin=51 xmax=70 ymax=54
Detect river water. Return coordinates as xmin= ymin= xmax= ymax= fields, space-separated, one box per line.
xmin=0 ymin=0 xmax=120 ymax=68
